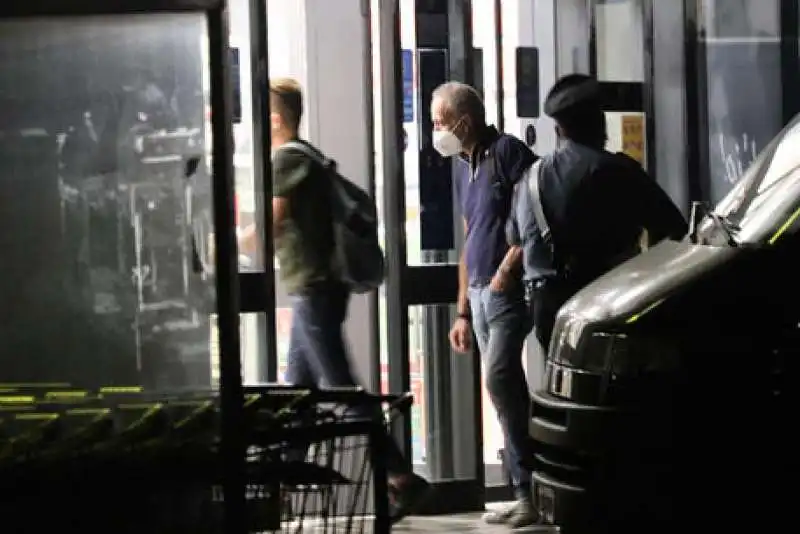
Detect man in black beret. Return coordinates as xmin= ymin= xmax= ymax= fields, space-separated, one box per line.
xmin=504 ymin=74 xmax=687 ymax=350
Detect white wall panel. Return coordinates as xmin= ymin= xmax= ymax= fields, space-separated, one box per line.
xmin=303 ymin=0 xmax=376 ymax=388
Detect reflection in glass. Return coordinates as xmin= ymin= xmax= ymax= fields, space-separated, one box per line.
xmin=699 ymin=0 xmax=782 ymax=202
xmin=405 ymin=304 xmax=478 ymax=482
xmin=407 ymin=306 xmax=428 ymax=468
xmin=0 ymin=15 xmax=215 ymax=391
xmin=556 ymin=0 xmax=591 ymax=76
xmin=595 ymin=0 xmax=644 ymax=82
xmin=210 ymin=313 xmax=265 ymax=387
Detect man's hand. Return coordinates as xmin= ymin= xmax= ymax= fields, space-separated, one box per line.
xmin=448 ymin=317 xmax=472 ymax=353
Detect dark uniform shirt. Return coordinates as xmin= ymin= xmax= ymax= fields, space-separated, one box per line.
xmin=454 ymin=126 xmax=537 ymax=285
xmin=507 ymin=140 xmax=687 ymax=285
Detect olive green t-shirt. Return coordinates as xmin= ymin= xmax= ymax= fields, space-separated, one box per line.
xmin=273 ymin=141 xmax=335 ymax=293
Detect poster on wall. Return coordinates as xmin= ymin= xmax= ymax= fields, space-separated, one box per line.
xmin=621 ymin=114 xmax=645 ymax=166
xmin=401 ymin=49 xmax=414 ymax=123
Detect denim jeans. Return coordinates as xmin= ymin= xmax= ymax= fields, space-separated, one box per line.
xmin=285 ymin=281 xmax=408 ymax=476
xmin=468 ymin=282 xmax=532 ymax=498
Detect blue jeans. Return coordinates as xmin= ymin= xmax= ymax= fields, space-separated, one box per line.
xmin=468 ymin=282 xmax=532 ymax=498
xmin=285 ymin=281 xmax=408 ymax=476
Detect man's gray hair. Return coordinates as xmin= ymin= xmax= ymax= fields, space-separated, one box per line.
xmin=432 ymin=81 xmax=486 ymax=125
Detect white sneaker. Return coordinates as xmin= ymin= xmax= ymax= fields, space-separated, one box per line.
xmin=482 ymin=499 xmax=543 ymax=528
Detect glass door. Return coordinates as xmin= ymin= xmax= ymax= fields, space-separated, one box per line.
xmin=374 ymin=0 xmax=484 ymax=514
xmin=556 ymin=1 xmax=652 ymax=169
xmin=591 ymin=0 xmax=650 ymax=169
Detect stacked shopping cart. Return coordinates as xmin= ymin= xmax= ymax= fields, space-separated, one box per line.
xmin=0 ymin=384 xmax=409 ymax=533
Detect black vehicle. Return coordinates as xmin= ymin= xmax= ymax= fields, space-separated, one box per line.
xmin=529 ymin=114 xmax=800 ymax=533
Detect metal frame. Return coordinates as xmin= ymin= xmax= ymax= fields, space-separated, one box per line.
xmin=245 ymin=0 xmax=278 ymax=383
xmin=642 ymin=0 xmax=657 ymax=175
xmin=684 ymin=0 xmax=707 ymax=203
xmin=362 ymin=0 xmax=383 ymax=393
xmin=207 ymin=7 xmax=247 ymax=533
xmin=494 ymin=0 xmax=505 ymax=132
xmin=449 ymin=1 xmax=486 ymax=506
xmin=376 ymin=0 xmax=412 ymax=465
xmin=0 ymin=1 xmax=245 ymax=533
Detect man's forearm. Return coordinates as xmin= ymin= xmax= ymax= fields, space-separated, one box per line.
xmin=457 ymin=250 xmax=470 ymax=316
xmin=497 ymin=245 xmax=523 ymax=275
xmin=272 ymin=197 xmax=287 ymax=239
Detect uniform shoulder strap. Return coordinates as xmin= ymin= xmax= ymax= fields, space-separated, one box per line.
xmin=525 ymin=159 xmax=551 ymax=242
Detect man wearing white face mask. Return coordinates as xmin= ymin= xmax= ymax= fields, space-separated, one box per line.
xmin=430 ymin=82 xmax=541 ymax=528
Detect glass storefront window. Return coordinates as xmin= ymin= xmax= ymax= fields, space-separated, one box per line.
xmin=0 ymin=14 xmax=217 ymax=390
xmin=378 ymin=296 xmax=430 ymax=467
xmin=698 ymin=0 xmax=782 ymax=202
xmin=399 ymin=1 xmax=459 ymax=267
xmin=406 ymin=304 xmax=476 ymax=481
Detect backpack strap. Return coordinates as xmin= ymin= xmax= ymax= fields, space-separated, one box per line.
xmin=279 ymin=140 xmax=336 ymax=171
xmin=526 ymin=159 xmax=551 ymax=243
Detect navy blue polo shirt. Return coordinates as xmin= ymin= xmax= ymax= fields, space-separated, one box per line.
xmin=454 ymin=127 xmax=537 ymax=285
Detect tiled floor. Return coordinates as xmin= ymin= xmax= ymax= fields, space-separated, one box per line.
xmin=281 ymin=504 xmax=560 ymax=533
xmin=394 ymin=513 xmax=559 ymax=533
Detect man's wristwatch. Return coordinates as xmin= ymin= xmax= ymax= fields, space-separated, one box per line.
xmin=457 ymin=311 xmax=471 ymax=322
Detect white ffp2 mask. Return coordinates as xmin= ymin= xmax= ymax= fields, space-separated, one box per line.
xmin=432 ymin=130 xmax=463 ymax=158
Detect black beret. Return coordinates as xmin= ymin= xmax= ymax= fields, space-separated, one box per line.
xmin=544 ymin=74 xmax=601 ymax=118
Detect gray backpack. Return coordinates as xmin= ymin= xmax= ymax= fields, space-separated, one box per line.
xmin=282 ymin=142 xmax=385 ymax=293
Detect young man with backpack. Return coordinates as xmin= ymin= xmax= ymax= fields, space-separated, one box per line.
xmin=269 ymin=78 xmax=428 ymax=522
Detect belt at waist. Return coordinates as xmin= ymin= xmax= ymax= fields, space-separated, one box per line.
xmin=468 ymin=277 xmax=493 ymax=289
xmin=524 ymin=278 xmax=552 ymax=293
xmin=523 ymin=276 xmax=577 ymax=301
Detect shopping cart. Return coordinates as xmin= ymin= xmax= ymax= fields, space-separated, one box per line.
xmin=0 ymin=385 xmax=412 ymax=534
xmin=244 ymin=385 xmax=414 ymax=534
